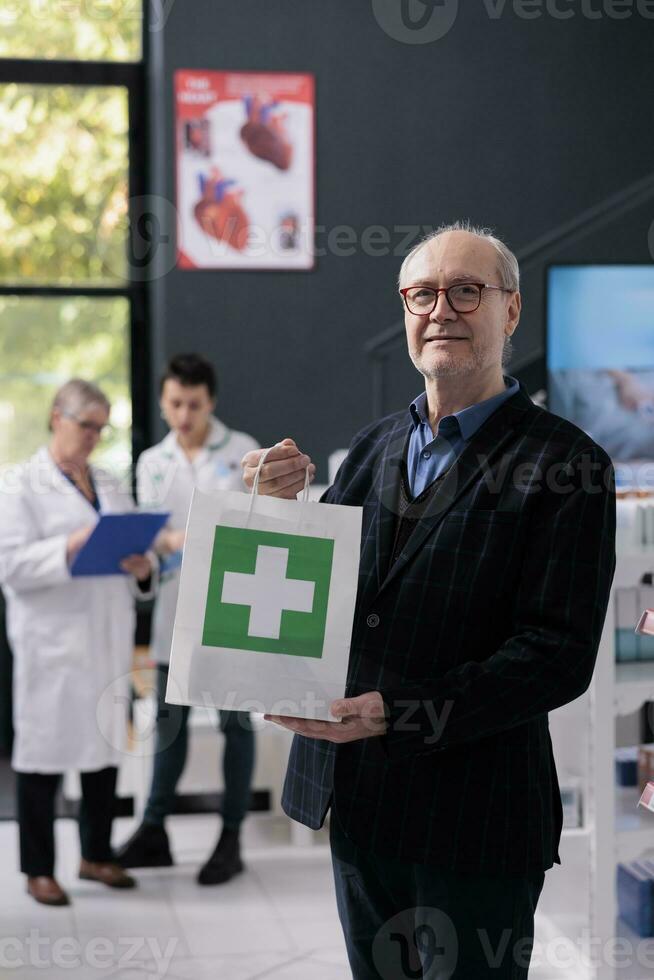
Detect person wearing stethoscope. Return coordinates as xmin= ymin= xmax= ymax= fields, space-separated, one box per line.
xmin=115 ymin=353 xmax=259 ymax=885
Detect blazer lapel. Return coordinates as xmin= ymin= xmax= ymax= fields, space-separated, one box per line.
xmin=376 ymin=387 xmax=533 ymax=595
xmin=369 ymin=416 xmax=413 ymax=592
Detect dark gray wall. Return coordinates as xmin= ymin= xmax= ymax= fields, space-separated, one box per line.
xmin=147 ymin=0 xmax=654 ymax=478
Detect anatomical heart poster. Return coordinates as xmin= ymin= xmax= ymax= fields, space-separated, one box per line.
xmin=174 ymin=70 xmax=315 ymax=270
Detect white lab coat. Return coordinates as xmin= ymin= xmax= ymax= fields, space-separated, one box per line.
xmin=0 ymin=447 xmax=139 ymax=773
xmin=137 ymin=416 xmax=258 ymax=664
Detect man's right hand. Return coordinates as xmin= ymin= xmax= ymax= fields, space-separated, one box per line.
xmin=156 ymin=528 xmax=186 ymax=555
xmin=242 ymin=438 xmax=316 ymax=499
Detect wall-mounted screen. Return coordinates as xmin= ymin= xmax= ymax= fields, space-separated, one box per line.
xmin=547 ymin=265 xmax=654 ymax=483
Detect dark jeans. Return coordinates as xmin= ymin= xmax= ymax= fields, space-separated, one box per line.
xmin=16 ymin=766 xmax=117 ymax=877
xmin=330 ymin=809 xmax=544 ymax=980
xmin=144 ymin=664 xmax=255 ymax=830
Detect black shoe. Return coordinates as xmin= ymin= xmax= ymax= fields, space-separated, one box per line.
xmin=197 ymin=827 xmax=243 ymax=885
xmin=114 ymin=822 xmax=173 ymax=869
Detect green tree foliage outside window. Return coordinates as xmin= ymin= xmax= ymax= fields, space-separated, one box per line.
xmin=0 ymin=83 xmax=129 ymax=284
xmin=0 ymin=295 xmax=131 ymax=473
xmin=0 ymin=2 xmax=142 ymax=473
xmin=0 ymin=2 xmax=142 ymax=62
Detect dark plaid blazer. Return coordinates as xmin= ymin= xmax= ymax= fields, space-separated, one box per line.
xmin=281 ymin=383 xmax=616 ymax=876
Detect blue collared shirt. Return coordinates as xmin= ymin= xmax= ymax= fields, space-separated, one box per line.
xmin=407 ymin=376 xmax=520 ymax=497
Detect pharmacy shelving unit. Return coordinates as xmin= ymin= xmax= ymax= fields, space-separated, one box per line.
xmin=534 ymin=548 xmax=654 ymax=980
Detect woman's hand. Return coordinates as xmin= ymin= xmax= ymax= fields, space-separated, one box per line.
xmin=66 ymin=525 xmax=94 ymax=563
xmin=120 ymin=553 xmax=154 ymax=582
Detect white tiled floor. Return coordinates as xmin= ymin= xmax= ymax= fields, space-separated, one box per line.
xmin=7 ymin=813 xmax=643 ymax=979
xmin=0 ymin=813 xmax=351 ymax=980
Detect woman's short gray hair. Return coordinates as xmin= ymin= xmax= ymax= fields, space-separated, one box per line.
xmin=49 ymin=379 xmax=111 ymax=431
xmin=398 ymin=220 xmax=520 ymax=292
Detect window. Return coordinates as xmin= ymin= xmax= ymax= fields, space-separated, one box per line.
xmin=0 ymin=3 xmax=147 ymax=475
xmin=0 ymin=294 xmax=131 ymax=470
xmin=0 ymin=3 xmax=142 ymax=62
xmin=0 ymin=83 xmax=130 ymax=284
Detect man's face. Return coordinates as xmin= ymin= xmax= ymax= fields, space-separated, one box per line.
xmin=160 ymin=379 xmax=215 ymax=440
xmin=400 ymin=231 xmax=521 ymax=381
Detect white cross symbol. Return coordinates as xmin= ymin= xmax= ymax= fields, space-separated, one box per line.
xmin=220 ymin=544 xmax=315 ymax=640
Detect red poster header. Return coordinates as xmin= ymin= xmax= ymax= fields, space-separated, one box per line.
xmin=175 ymin=70 xmax=314 ymax=120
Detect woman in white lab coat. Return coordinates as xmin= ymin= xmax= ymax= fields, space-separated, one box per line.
xmin=0 ymin=380 xmax=154 ymax=907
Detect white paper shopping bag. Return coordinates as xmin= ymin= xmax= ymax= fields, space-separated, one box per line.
xmin=167 ymin=458 xmax=362 ymax=721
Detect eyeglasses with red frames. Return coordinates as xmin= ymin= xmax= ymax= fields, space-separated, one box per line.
xmin=400 ymin=282 xmax=513 ymax=316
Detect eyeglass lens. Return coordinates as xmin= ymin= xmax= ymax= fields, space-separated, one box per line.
xmin=405 ymin=284 xmax=482 ymax=314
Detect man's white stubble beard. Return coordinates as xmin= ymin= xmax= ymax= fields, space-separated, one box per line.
xmin=410 ymin=345 xmax=481 ymax=380
xmin=410 ymin=338 xmax=505 ymax=381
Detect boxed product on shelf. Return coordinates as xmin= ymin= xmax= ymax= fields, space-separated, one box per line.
xmin=615 ymin=585 xmax=654 ymax=661
xmin=637 ymin=593 xmax=654 ymax=659
xmin=636 ymin=607 xmax=654 ymax=637
xmin=559 ymin=776 xmax=582 ymax=829
xmin=639 ymin=781 xmax=654 ymax=813
xmin=638 ymin=744 xmax=654 ymax=792
xmin=617 ymin=587 xmax=640 ymax=661
xmin=616 ymin=746 xmax=639 ymax=787
xmin=618 ymin=861 xmax=654 ymax=937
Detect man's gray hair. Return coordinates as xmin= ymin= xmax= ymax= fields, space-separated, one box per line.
xmin=49 ymin=378 xmax=111 ymax=431
xmin=398 ymin=220 xmax=519 ymax=368
xmin=398 ymin=220 xmax=520 ymax=292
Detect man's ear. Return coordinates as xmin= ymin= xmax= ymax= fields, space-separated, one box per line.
xmin=506 ymin=291 xmax=521 ymax=335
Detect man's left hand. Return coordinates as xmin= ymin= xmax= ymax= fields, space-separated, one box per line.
xmin=264 ymin=692 xmax=387 ymax=743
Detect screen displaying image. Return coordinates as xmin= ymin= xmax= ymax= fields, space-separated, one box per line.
xmin=547 ymin=265 xmax=654 ymax=479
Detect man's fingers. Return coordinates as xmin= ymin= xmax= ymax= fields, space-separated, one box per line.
xmin=241 ymin=441 xmax=305 ymax=480
xmin=259 ymin=453 xmax=311 ymax=483
xmin=263 ymin=469 xmax=315 ymax=499
xmin=258 ymin=458 xmax=312 ymax=491
xmin=243 ymin=452 xmax=313 ymax=493
xmin=259 ymin=473 xmax=308 ymax=497
xmin=243 ymin=440 xmax=299 ymax=466
xmin=241 ymin=439 xmax=315 ymax=499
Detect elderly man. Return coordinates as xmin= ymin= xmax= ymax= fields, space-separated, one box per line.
xmin=243 ymin=222 xmax=616 ymax=979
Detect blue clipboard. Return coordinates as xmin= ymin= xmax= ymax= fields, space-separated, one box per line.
xmin=70 ymin=512 xmax=170 ymax=577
